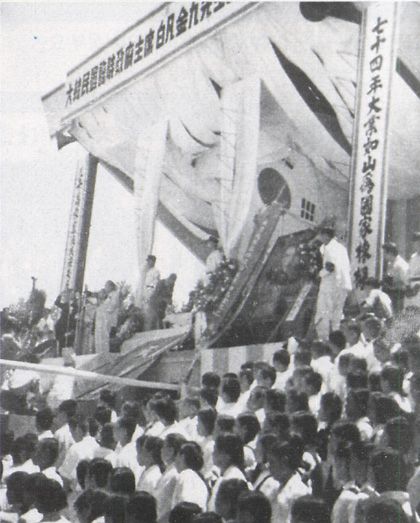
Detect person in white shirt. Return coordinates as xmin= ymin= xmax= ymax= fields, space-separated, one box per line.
xmin=303 ymin=372 xmax=323 ymax=418
xmin=405 ymin=231 xmax=420 ymax=308
xmin=314 ymin=226 xmax=352 ymax=340
xmin=135 ymin=435 xmax=163 ymax=494
xmin=272 ymin=348 xmax=293 ymax=391
xmin=58 ymin=417 xmax=99 ymax=488
xmin=208 ymin=434 xmax=247 ymax=511
xmin=4 ymin=435 xmax=40 ymax=479
xmin=34 ymin=438 xmax=63 ymax=487
xmin=362 ymin=278 xmax=393 ymax=321
xmin=35 ymin=408 xmax=54 ymax=441
xmin=267 ymin=436 xmax=311 ymax=522
xmin=382 ymin=242 xmax=409 ymax=313
xmin=98 ymin=389 xmax=118 ymax=423
xmin=196 ymin=407 xmax=217 ymax=481
xmin=177 ymin=397 xmax=200 ymax=441
xmin=251 ymin=433 xmax=280 ymax=504
xmin=331 ymin=440 xmax=360 ymax=523
xmin=53 ymin=400 xmax=78 ymax=467
xmin=246 ymin=386 xmax=267 ymax=426
xmin=237 ymin=368 xmax=254 ymax=413
xmin=345 ymin=389 xmax=373 ymax=441
xmin=172 ymin=442 xmax=208 ymax=511
xmin=217 ymin=377 xmax=242 ymax=418
xmin=310 ymin=341 xmax=335 ymax=392
xmin=254 ymin=363 xmax=277 ymax=390
xmin=155 ymin=433 xmax=186 ymax=521
xmin=113 ymin=417 xmax=143 ymax=484
xmin=93 ymin=422 xmax=118 ymax=466
xmin=205 ymin=236 xmax=224 ymax=277
xmin=142 ymin=254 xmax=161 ymax=305
xmin=214 ymin=477 xmax=249 ymax=522
xmin=235 ymin=413 xmax=259 ymax=472
xmin=380 ymin=365 xmax=413 ymax=413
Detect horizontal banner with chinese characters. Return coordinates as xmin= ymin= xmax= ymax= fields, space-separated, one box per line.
xmin=62 ymin=2 xmax=257 ymax=123
xmin=349 ymin=2 xmax=399 ymax=286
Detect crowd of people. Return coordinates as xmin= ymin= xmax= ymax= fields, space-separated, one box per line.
xmin=1 ymin=305 xmax=420 ymax=522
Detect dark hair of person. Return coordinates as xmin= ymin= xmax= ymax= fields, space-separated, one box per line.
xmin=365 ymin=498 xmax=409 ymax=523
xmin=320 ymin=392 xmax=342 ymax=425
xmin=311 ymin=341 xmax=330 ymax=357
xmin=291 ymin=411 xmax=318 ymax=446
xmin=117 ymin=416 xmax=137 ymax=440
xmin=221 ymin=377 xmax=241 ymax=403
xmin=215 ymin=433 xmax=244 ymax=470
xmin=273 ymin=348 xmax=290 ymax=366
xmin=346 ymin=321 xmax=362 ymax=338
xmin=191 ymin=513 xmax=223 ymax=523
xmin=236 ymin=413 xmax=261 ymax=444
xmin=240 ymin=360 xmax=255 ymax=371
xmin=294 ymin=350 xmax=312 ymax=366
xmin=99 ymin=422 xmax=116 ymax=449
xmin=346 ymin=370 xmax=368 ymax=390
xmin=249 ymin=386 xmax=268 ymax=404
xmin=370 ymin=447 xmax=407 ymax=492
xmin=38 ymin=437 xmax=59 ymax=468
xmin=169 ymin=502 xmax=202 ymax=523
xmin=200 ymin=387 xmax=218 ymax=408
xmin=178 ymin=442 xmax=204 ymax=472
xmin=331 ymin=421 xmax=361 ymax=445
xmin=258 ymin=366 xmax=277 ymax=386
xmin=265 ymin=389 xmax=286 ymax=413
xmin=58 ymin=399 xmax=78 ymax=418
xmin=287 ymin=389 xmax=309 ymax=413
xmin=104 ymin=494 xmax=127 ymax=523
xmin=350 ymin=440 xmax=375 ymax=463
xmin=121 ymin=401 xmax=141 ymax=422
xmin=291 ymin=495 xmax=330 ymax=523
xmin=74 ymin=489 xmax=109 ymax=522
xmin=216 ymin=478 xmax=249 ymax=520
xmin=348 ymin=388 xmax=370 ymax=418
xmin=368 ymin=371 xmax=382 ymax=392
xmin=384 ymin=415 xmax=413 ymax=454
xmin=11 ymin=435 xmax=35 ymax=464
xmin=329 ymin=330 xmax=347 ymax=350
xmin=305 ymin=372 xmax=322 ymax=394
xmin=126 ymin=491 xmax=157 ymax=523
xmin=35 ymin=407 xmax=54 ymax=431
xmin=391 ymin=348 xmax=409 ymax=371
xmin=0 ymin=431 xmax=15 ymax=457
xmin=6 ymin=471 xmax=29 ymax=505
xmin=88 ymin=458 xmax=113 ymax=489
xmin=264 ymin=412 xmax=290 ymax=438
xmin=137 ymin=435 xmax=164 ymax=471
xmin=76 ymin=459 xmax=90 ymax=490
xmin=369 ymin=393 xmax=401 ymax=424
xmin=363 ymin=316 xmax=383 ymax=339
xmin=35 ymin=477 xmax=68 ymax=514
xmin=237 ymin=490 xmax=272 ymax=523
xmin=349 ymin=357 xmax=368 ymax=373
xmin=94 ymin=405 xmax=112 ymax=425
xmin=216 ymin=415 xmax=235 ymax=434
xmin=109 ymin=467 xmax=136 ymax=495
xmin=256 ymin=433 xmax=278 ymax=463
xmin=239 ymin=368 xmax=254 ymax=386
xmin=201 ymin=372 xmax=221 ymax=390
xmin=165 ymin=433 xmax=187 ymax=455
xmin=197 ymin=407 xmax=217 ymax=435
xmin=154 ymin=398 xmax=177 ymax=424
xmin=100 ymin=389 xmax=116 ymax=409
xmin=381 ymin=365 xmax=405 ymax=394
xmin=270 ymin=434 xmax=304 ymax=471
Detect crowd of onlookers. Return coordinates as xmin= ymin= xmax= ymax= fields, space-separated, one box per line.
xmin=1 ymin=307 xmax=420 ymax=523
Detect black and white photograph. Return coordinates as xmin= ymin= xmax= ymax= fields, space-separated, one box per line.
xmin=1 ymin=1 xmax=419 ymax=521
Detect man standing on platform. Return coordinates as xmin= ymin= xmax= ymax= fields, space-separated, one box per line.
xmin=406 ymin=232 xmax=420 ymax=310
xmin=142 ymin=255 xmax=161 ymax=330
xmin=382 ymin=242 xmax=409 ymax=313
xmin=204 ymin=236 xmax=223 ymax=283
xmin=314 ymin=226 xmax=352 ymax=340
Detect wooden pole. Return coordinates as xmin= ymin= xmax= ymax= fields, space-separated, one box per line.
xmin=0 ymin=359 xmax=179 ymax=392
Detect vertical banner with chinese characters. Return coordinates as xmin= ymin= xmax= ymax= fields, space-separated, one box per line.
xmin=349 ymin=2 xmax=399 ymax=287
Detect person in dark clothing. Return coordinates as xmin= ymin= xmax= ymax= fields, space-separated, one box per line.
xmin=54 ymin=290 xmax=77 ymax=353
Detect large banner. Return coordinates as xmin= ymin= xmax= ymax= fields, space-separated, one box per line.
xmin=62 ymin=2 xmax=257 ymax=123
xmin=349 ymin=3 xmax=399 ymax=287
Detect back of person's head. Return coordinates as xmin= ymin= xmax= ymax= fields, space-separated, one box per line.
xmin=291 ymin=411 xmax=318 ymax=446
xmin=391 ymin=348 xmax=409 ymax=371
xmin=215 ymin=478 xmax=249 ymax=520
xmin=241 ymin=360 xmax=255 ymax=372
xmin=349 ymin=357 xmax=368 ymax=373
xmin=99 ymin=422 xmax=116 ymax=449
xmin=100 ymin=389 xmax=116 ymax=409
xmin=215 ymin=415 xmax=235 ymax=434
xmin=291 ymin=495 xmax=330 ymax=523
xmin=264 ymin=411 xmax=290 ymax=438
xmin=191 ymin=513 xmax=223 ymax=523
xmin=104 ymin=494 xmax=127 ymax=523
xmin=0 ymin=431 xmax=15 ymax=458
xmin=369 ymin=392 xmax=401 ymax=425
xmin=35 ymin=407 xmax=54 ymax=432
xmin=331 ymin=421 xmax=361 ymax=445
xmin=384 ymin=416 xmax=413 ymax=454
xmin=6 ymin=471 xmax=29 ymax=506
xmin=256 ymin=433 xmax=278 ymax=464
xmin=329 ymin=330 xmax=347 ymax=351
xmin=239 ymin=368 xmax=254 ymax=387
xmin=345 ymin=322 xmax=361 ymax=343
xmin=248 ymin=386 xmax=268 ymax=407
xmin=88 ymin=458 xmax=113 ymax=489
xmin=237 ymin=491 xmax=271 ymax=523
xmin=346 ymin=370 xmax=368 ymax=390
xmin=74 ymin=489 xmax=109 ymax=522
xmin=121 ymin=401 xmax=141 ymax=422
xmin=320 ymin=392 xmax=342 ymax=424
xmin=76 ymin=459 xmax=90 ymax=490
xmin=178 ymin=442 xmax=204 ymax=472
xmin=311 ymin=340 xmax=330 ymax=358
xmin=365 ymin=498 xmax=409 ymax=523
xmin=270 ymin=434 xmax=304 ymax=472
xmin=116 ymin=416 xmax=137 ymax=441
xmin=200 ymin=387 xmax=218 ymax=408
xmin=294 ymin=349 xmax=312 ymax=367
xmin=202 ymin=372 xmax=221 ymax=390
xmin=215 ymin=433 xmax=244 ymax=470
xmin=109 ymin=467 xmax=136 ymax=495
xmin=34 ymin=477 xmax=67 ymax=515
xmin=11 ymin=436 xmax=30 ymax=464
xmin=265 ymin=389 xmax=286 ymax=413
xmin=169 ymin=501 xmax=202 ymax=523
xmin=221 ymin=376 xmax=241 ymax=403
xmin=236 ymin=413 xmax=260 ymax=444
xmin=287 ymin=388 xmax=309 ymax=413
xmin=370 ymin=447 xmax=407 ymax=492
xmin=347 ymin=388 xmax=370 ymax=419
xmin=273 ymin=348 xmax=291 ymax=368
xmin=94 ymin=405 xmax=112 ymax=426
xmin=381 ymin=365 xmax=405 ymax=393
xmin=36 ymin=437 xmax=59 ymax=468
xmin=362 ymin=316 xmax=383 ymax=341
xmin=126 ymin=491 xmax=157 ymax=523
xmin=58 ymin=399 xmax=78 ymax=418
xmin=197 ymin=407 xmax=216 ymax=436
xmin=138 ymin=435 xmax=164 ymax=469
xmin=154 ymin=397 xmax=177 ymax=424
xmin=304 ymin=372 xmax=322 ymax=395
xmin=257 ymin=365 xmax=277 ymax=387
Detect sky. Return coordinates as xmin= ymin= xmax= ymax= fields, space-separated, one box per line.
xmin=0 ymin=1 xmax=204 ymax=309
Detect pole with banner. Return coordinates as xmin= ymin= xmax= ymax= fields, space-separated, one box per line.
xmin=348 ymin=2 xmax=399 ymax=288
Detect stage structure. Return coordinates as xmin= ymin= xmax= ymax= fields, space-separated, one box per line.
xmin=40 ymin=2 xmax=420 ymax=387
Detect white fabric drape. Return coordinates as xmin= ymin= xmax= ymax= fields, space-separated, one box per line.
xmin=215 ymin=76 xmax=261 ymax=258
xmin=134 ymin=120 xmax=168 ymax=306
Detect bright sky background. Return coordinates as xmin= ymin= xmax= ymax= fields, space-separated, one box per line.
xmin=1 ymin=1 xmax=204 ymax=309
